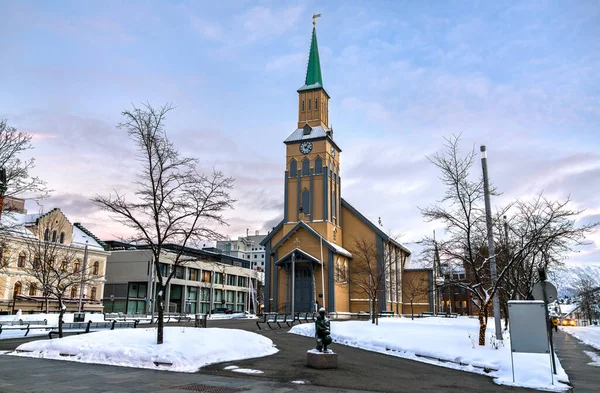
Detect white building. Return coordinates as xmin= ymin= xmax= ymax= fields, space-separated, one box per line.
xmin=215 ymin=231 xmax=267 ymax=270
xmin=103 ymin=241 xmax=261 ymax=315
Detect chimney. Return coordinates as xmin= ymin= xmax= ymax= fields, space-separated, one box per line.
xmin=255 ymin=230 xmax=259 ymax=236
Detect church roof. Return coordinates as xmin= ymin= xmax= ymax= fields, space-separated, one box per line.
xmin=283 ymin=125 xmax=342 ymax=152
xmin=297 ymin=27 xmax=328 ymax=96
xmin=341 ymin=198 xmax=412 ymax=255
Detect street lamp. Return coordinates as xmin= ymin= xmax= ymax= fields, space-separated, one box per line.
xmin=78 ymin=238 xmax=89 ymax=313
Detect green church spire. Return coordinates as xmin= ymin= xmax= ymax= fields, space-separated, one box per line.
xmin=298 ymin=26 xmax=325 ymax=93
xmin=305 ymin=27 xmax=322 ymax=87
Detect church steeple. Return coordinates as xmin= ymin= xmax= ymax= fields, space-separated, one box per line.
xmin=297 ymin=24 xmax=329 ymax=129
xmin=301 ymin=27 xmax=323 ymax=90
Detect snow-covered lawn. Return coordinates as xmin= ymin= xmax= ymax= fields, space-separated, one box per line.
xmin=291 ymin=317 xmax=570 ymax=392
xmin=10 ymin=327 xmax=278 ymax=372
xmin=561 ymin=325 xmax=600 ymax=350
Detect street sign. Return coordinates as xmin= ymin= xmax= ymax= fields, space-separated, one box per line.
xmin=532 ymin=282 xmax=557 ymax=303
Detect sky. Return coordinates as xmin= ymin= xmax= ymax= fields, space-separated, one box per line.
xmin=1 ymin=0 xmax=599 ymax=265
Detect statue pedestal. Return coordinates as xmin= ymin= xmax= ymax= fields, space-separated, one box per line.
xmin=306 ymin=350 xmax=338 ymax=369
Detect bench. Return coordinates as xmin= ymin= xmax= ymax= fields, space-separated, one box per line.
xmin=256 ymin=313 xmax=278 ymax=330
xmin=49 ymin=320 xmax=138 ymax=338
xmin=0 ymin=323 xmax=51 ymax=337
xmin=296 ymin=312 xmax=317 ymax=324
xmin=277 ymin=314 xmax=296 ymax=328
xmin=421 ymin=312 xmax=435 ymax=318
xmin=442 ymin=312 xmax=459 ymax=318
xmin=379 ymin=311 xmax=395 ymax=318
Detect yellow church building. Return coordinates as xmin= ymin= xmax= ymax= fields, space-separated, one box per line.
xmin=261 ymin=24 xmax=430 ymax=315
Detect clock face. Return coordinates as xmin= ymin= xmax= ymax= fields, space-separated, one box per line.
xmin=330 ymin=146 xmax=336 ymax=158
xmin=299 ymin=141 xmax=313 ymax=154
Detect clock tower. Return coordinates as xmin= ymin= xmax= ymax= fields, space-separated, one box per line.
xmin=283 ymin=24 xmax=341 ymax=243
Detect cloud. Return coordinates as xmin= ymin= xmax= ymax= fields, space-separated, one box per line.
xmin=190 ymin=16 xmax=223 ymax=40
xmin=266 ymin=52 xmax=306 ymax=71
xmin=236 ymin=5 xmax=304 ymax=42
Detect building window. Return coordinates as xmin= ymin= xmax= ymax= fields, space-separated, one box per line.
xmin=61 ymin=260 xmax=68 ymax=272
xmin=301 ymin=189 xmax=310 ymax=217
xmin=18 ymin=252 xmax=26 ymax=268
xmin=315 ymin=98 xmax=318 ymax=111
xmin=44 ymin=229 xmax=50 ymax=241
xmin=302 ymin=158 xmax=310 ymax=176
xmin=91 ymin=287 xmax=97 ymax=301
xmin=254 ymin=254 xmax=257 ymax=258
xmin=188 ymin=268 xmax=199 ymax=281
xmin=13 ymin=282 xmax=22 ymax=296
xmin=73 ymin=261 xmax=80 ymax=273
xmin=308 ymin=99 xmax=311 ymax=111
xmin=175 ymin=266 xmax=185 ymax=279
xmin=302 ymin=100 xmax=305 ymax=112
xmin=343 ymin=261 xmax=348 ymax=282
xmin=215 ymin=272 xmax=224 ymax=284
xmin=29 ymin=284 xmax=37 ymax=296
xmin=52 ymin=230 xmax=57 ymax=242
xmin=202 ymin=271 xmax=212 ymax=283
xmin=59 ymin=232 xmax=65 ymax=244
xmin=315 ymin=157 xmax=322 ymax=174
xmin=33 ymin=257 xmax=40 ymax=270
xmin=93 ymin=261 xmax=99 ymax=275
xmin=289 ymin=159 xmax=297 ymax=177
xmin=71 ymin=286 xmax=78 ymax=298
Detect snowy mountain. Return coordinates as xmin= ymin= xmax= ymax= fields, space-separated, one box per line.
xmin=548 ymin=264 xmax=600 ymax=298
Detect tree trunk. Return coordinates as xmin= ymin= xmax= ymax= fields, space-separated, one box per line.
xmin=410 ymin=301 xmax=414 ymax=320
xmin=478 ymin=305 xmax=488 ymax=346
xmin=58 ymin=296 xmax=64 ymax=338
xmin=157 ymin=291 xmax=164 ymax=345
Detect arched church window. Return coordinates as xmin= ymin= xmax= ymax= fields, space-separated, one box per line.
xmin=71 ymin=286 xmax=78 ymax=298
xmin=315 ymin=98 xmax=319 ymax=111
xmin=343 ymin=261 xmax=348 ymax=282
xmin=315 ymin=157 xmax=322 ymax=174
xmin=44 ymin=229 xmax=50 ymax=241
xmin=18 ymin=252 xmax=26 ymax=268
xmin=52 ymin=230 xmax=57 ymax=242
xmin=60 ymin=232 xmax=65 ymax=244
xmin=301 ymin=189 xmax=310 ymax=217
xmin=302 ymin=100 xmax=305 ymax=112
xmin=289 ymin=160 xmax=297 ymax=177
xmin=302 ymin=158 xmax=310 ymax=176
xmin=29 ymin=284 xmax=37 ymax=296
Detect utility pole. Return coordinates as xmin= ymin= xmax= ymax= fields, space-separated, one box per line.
xmin=78 ymin=239 xmax=89 ymax=313
xmin=480 ymin=145 xmax=503 ymax=341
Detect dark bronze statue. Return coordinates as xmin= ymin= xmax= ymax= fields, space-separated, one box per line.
xmin=315 ymin=307 xmax=332 ymax=352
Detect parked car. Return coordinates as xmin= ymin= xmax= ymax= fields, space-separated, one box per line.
xmin=211 ymin=307 xmax=233 ymax=314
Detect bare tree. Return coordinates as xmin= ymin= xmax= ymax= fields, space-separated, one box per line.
xmin=574 ymin=273 xmax=600 ymax=324
xmin=92 ymin=103 xmax=235 ymax=344
xmin=420 ymin=135 xmax=598 ymax=345
xmin=402 ymin=272 xmax=430 ymax=320
xmin=20 ymin=212 xmax=101 ymax=337
xmin=347 ymin=237 xmax=386 ymax=324
xmin=0 ymin=119 xmax=49 ymax=203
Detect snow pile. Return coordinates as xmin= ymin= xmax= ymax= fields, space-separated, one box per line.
xmin=11 ymin=327 xmax=278 ymax=372
xmin=290 ymin=317 xmax=570 ymax=391
xmin=562 ymin=325 xmax=600 ymax=350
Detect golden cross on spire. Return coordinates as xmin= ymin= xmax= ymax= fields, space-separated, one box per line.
xmin=312 ymin=13 xmax=321 ymax=26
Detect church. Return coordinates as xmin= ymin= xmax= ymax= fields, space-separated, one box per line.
xmin=261 ymin=23 xmax=430 ymax=315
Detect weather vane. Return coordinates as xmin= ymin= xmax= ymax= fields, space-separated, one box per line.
xmin=312 ymin=13 xmax=321 ymax=26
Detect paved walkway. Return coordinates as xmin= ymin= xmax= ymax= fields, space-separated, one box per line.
xmin=0 ymin=318 xmax=534 ymax=393
xmin=553 ymin=329 xmax=600 ymax=393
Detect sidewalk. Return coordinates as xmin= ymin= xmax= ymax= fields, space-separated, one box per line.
xmin=553 ymin=329 xmax=600 ymax=393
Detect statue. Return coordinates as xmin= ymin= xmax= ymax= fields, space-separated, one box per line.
xmin=315 ymin=307 xmax=332 ymax=352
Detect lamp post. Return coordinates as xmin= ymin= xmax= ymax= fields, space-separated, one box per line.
xmin=0 ymin=168 xmax=7 ymax=222
xmin=78 ymin=239 xmax=88 ymax=312
xmin=480 ymin=145 xmax=503 ymax=341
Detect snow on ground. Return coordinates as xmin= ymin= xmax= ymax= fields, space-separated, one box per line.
xmin=0 ymin=313 xmax=106 ymax=340
xmin=583 ymin=351 xmax=600 ymax=367
xmin=561 ymin=325 xmax=600 ymax=351
xmin=290 ymin=317 xmax=570 ymax=392
xmin=10 ymin=327 xmax=278 ymax=372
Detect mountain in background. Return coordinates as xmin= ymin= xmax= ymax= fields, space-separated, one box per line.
xmin=548 ymin=264 xmax=600 ymax=299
